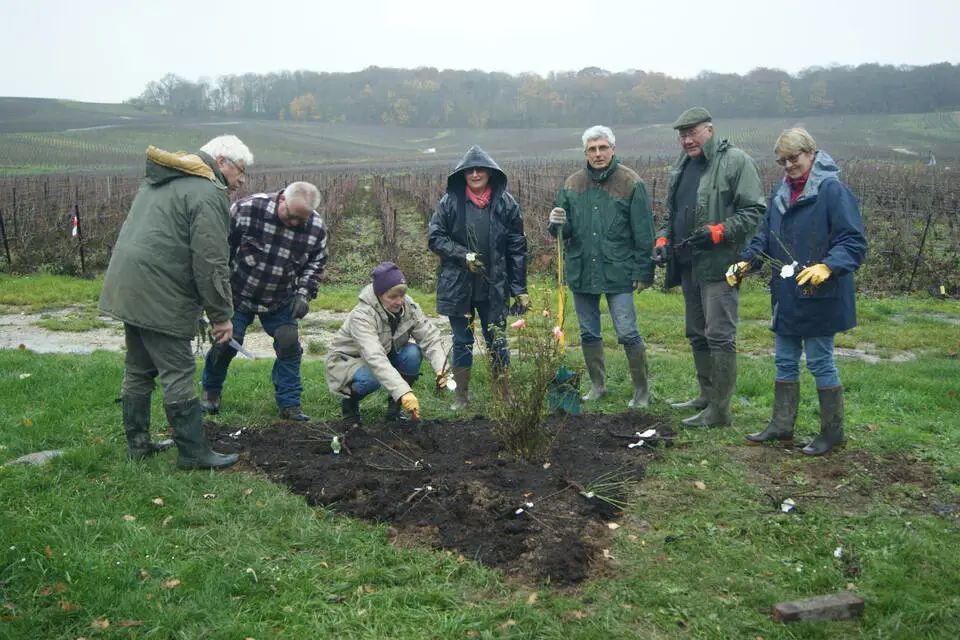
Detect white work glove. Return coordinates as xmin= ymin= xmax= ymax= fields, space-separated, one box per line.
xmin=548 ymin=207 xmax=567 ymax=225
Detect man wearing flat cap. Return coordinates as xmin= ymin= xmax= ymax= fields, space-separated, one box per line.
xmin=653 ymin=107 xmax=765 ymax=427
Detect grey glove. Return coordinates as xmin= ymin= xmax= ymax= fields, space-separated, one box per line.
xmin=548 ymin=207 xmax=567 ymax=225
xmin=290 ymin=294 xmax=310 ymax=319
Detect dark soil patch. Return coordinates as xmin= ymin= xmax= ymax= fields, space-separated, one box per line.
xmin=209 ymin=412 xmax=672 ymax=585
xmin=729 ymin=444 xmax=950 ymax=516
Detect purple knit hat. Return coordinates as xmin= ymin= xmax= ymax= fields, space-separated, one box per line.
xmin=371 ymin=261 xmax=407 ymax=296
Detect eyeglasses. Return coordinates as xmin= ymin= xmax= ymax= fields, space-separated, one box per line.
xmin=776 ymin=153 xmax=804 ymax=167
xmin=464 ymin=167 xmax=487 ymax=175
xmin=585 ymin=144 xmax=612 ymax=154
xmin=226 ymin=158 xmax=247 ymax=177
xmin=677 ymin=126 xmax=705 ymax=141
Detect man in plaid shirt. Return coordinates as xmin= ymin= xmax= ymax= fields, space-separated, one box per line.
xmin=200 ymin=181 xmax=328 ymax=421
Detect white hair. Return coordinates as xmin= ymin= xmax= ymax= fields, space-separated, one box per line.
xmin=199 ymin=135 xmax=254 ymax=166
xmin=283 ymin=181 xmax=321 ymax=210
xmin=581 ymin=125 xmax=615 ymax=149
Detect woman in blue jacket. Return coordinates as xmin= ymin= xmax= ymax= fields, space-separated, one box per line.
xmin=728 ymin=128 xmax=866 ymax=455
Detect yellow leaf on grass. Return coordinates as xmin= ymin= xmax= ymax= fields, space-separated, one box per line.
xmin=526 ymin=592 xmax=539 ymax=605
xmin=160 ymin=579 xmax=181 ymax=590
xmin=21 ymin=418 xmax=33 ymax=427
xmin=152 ymin=497 xmax=165 ymax=506
xmin=498 ymin=619 xmax=516 ymax=630
xmin=693 ymin=481 xmax=707 ymax=490
xmin=122 ymin=515 xmax=136 ymax=522
xmin=91 ymin=618 xmax=110 ymax=629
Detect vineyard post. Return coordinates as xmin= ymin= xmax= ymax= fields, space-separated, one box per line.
xmin=0 ymin=208 xmax=12 ymax=267
xmin=907 ymin=167 xmax=936 ymax=291
xmin=74 ymin=194 xmax=87 ymax=275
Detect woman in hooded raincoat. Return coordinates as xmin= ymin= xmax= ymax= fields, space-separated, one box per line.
xmin=428 ymin=146 xmax=528 ymax=409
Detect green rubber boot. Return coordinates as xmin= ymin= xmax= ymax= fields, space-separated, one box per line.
xmin=449 ymin=367 xmax=471 ymax=411
xmin=624 ymin=343 xmax=651 ymax=409
xmin=802 ymin=386 xmax=845 ymax=456
xmin=165 ymin=398 xmax=239 ymax=470
xmin=123 ymin=394 xmax=174 ymax=460
xmin=580 ymin=341 xmax=607 ymax=401
xmin=682 ymin=351 xmax=736 ymax=427
xmin=671 ymin=349 xmax=712 ymax=410
xmin=746 ymin=380 xmax=798 ymax=443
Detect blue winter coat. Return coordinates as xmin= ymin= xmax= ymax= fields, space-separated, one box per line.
xmin=741 ymin=151 xmax=867 ymax=337
xmin=428 ymin=146 xmax=528 ymax=320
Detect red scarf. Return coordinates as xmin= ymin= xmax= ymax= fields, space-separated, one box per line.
xmin=465 ymin=186 xmax=492 ymax=209
xmin=787 ymin=172 xmax=810 ymax=204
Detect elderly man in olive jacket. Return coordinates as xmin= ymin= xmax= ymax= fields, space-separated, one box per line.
xmin=98 ymin=134 xmax=252 ymax=470
xmin=548 ymin=125 xmax=656 ymax=409
xmin=653 ymin=107 xmax=765 ymax=427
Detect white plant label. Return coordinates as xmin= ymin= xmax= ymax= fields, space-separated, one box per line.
xmin=780 ymin=261 xmax=798 ymax=279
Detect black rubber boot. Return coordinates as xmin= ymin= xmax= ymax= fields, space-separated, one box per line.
xmin=746 ymin=380 xmax=798 ymax=443
xmin=199 ymin=388 xmax=220 ymax=415
xmin=341 ymin=394 xmax=362 ymax=426
xmin=580 ymin=341 xmax=607 ymax=401
xmin=279 ymin=405 xmax=310 ymax=422
xmin=449 ymin=367 xmax=471 ymax=411
xmin=671 ymin=349 xmax=712 ymax=410
xmin=123 ymin=394 xmax=174 ymax=460
xmin=386 ymin=375 xmax=418 ymax=423
xmin=682 ymin=351 xmax=736 ymax=427
xmin=165 ymin=398 xmax=239 ymax=470
xmin=802 ymin=386 xmax=845 ymax=456
xmin=623 ymin=343 xmax=651 ymax=409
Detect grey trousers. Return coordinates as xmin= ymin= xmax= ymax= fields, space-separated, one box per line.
xmin=680 ymin=265 xmax=739 ymax=353
xmin=122 ymin=323 xmax=197 ymax=403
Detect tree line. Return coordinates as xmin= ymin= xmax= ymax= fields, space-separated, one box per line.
xmin=128 ymin=63 xmax=960 ymax=127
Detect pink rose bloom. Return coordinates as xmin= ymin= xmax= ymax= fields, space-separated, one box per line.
xmin=510 ymin=318 xmax=526 ymax=330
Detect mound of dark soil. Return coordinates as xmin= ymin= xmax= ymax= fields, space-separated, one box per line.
xmin=210 ymin=412 xmax=672 ymax=585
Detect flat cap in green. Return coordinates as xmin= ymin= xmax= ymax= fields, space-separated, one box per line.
xmin=672 ymin=106 xmax=713 ymax=130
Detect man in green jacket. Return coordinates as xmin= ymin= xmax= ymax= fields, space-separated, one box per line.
xmin=98 ymin=135 xmax=253 ymax=470
xmin=549 ymin=125 xmax=656 ymax=409
xmin=653 ymin=107 xmax=765 ymax=427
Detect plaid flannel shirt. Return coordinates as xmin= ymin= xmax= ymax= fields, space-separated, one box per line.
xmin=229 ymin=190 xmax=328 ymax=313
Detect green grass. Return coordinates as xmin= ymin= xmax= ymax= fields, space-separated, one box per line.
xmin=1 ymin=277 xmax=959 ymax=638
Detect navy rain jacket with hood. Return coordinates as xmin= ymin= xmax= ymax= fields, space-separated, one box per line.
xmin=428 ymin=146 xmax=527 ymax=320
xmin=742 ymin=151 xmax=867 ymax=337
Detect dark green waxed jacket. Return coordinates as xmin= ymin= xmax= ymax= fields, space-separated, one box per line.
xmin=98 ymin=151 xmax=233 ymax=339
xmin=549 ymin=158 xmax=655 ymax=294
xmin=657 ymin=135 xmax=766 ymax=288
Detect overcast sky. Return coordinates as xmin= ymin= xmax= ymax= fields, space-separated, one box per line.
xmin=3 ymin=0 xmax=959 ymax=104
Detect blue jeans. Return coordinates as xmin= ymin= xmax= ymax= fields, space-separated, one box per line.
xmin=572 ymin=292 xmax=643 ymax=346
xmin=449 ymin=300 xmax=508 ymax=370
xmin=201 ymin=304 xmax=303 ymax=408
xmin=350 ymin=343 xmax=423 ymax=398
xmin=774 ymin=333 xmax=841 ymax=388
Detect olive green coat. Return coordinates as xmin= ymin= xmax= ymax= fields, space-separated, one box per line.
xmin=98 ymin=151 xmax=233 ymax=338
xmin=549 ymin=159 xmax=655 ymax=294
xmin=657 ymin=135 xmax=766 ymax=287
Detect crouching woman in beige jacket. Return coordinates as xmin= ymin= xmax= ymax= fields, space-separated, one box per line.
xmin=325 ymin=262 xmax=450 ymax=424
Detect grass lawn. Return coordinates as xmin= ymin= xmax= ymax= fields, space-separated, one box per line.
xmin=1 ymin=275 xmax=959 ymax=638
